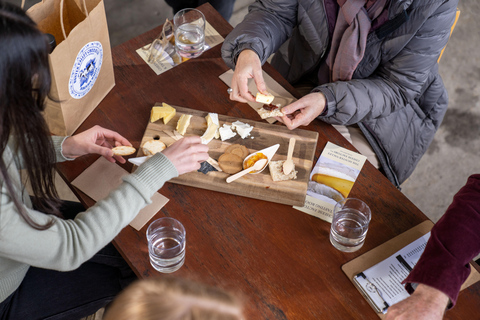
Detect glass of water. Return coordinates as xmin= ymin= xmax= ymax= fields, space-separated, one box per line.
xmin=330 ymin=198 xmax=371 ymax=252
xmin=173 ymin=8 xmax=206 ymax=58
xmin=147 ymin=217 xmax=186 ymax=273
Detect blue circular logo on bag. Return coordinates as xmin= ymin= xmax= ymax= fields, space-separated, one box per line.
xmin=69 ymin=41 xmax=103 ymax=99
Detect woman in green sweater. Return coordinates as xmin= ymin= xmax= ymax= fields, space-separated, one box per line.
xmin=0 ymin=2 xmax=209 ymax=319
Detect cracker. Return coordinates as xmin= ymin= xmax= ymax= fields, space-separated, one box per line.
xmin=257 ymin=107 xmax=284 ymax=119
xmin=224 ymin=144 xmax=249 ymax=159
xmin=218 ymin=153 xmax=244 ymax=174
xmin=268 ymin=160 xmax=297 ymax=181
xmin=112 ymin=146 xmax=136 ymax=156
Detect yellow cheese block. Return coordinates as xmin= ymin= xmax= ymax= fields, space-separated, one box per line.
xmin=255 ymin=92 xmax=274 ymax=104
xmin=161 ymin=103 xmax=176 ymax=124
xmin=150 ymin=103 xmax=176 ymax=124
xmin=311 ymin=173 xmax=354 ymax=198
xmin=150 ymin=108 xmax=162 ymax=123
xmin=176 ymin=114 xmax=192 ymax=136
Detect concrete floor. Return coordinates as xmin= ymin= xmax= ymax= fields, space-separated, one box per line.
xmin=15 ymin=0 xmax=480 ymax=224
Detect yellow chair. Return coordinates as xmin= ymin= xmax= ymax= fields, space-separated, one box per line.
xmin=438 ymin=8 xmax=460 ymax=63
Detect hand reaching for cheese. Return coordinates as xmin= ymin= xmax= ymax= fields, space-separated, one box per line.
xmin=162 ymin=136 xmax=209 ymax=175
xmin=62 ymin=125 xmax=132 ymax=164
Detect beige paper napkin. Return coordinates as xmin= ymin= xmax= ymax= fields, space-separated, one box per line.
xmin=219 ymin=69 xmax=296 ymax=123
xmin=71 ymin=157 xmax=169 ymax=231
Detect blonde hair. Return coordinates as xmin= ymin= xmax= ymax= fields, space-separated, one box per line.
xmin=103 ymin=277 xmax=243 ymax=320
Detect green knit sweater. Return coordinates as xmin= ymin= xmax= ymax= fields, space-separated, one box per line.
xmin=0 ymin=136 xmax=178 ymax=302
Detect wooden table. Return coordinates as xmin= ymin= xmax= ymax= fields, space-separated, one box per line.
xmin=56 ymin=4 xmax=480 ymax=319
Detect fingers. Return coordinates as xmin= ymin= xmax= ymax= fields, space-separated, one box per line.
xmin=279 ymin=93 xmax=327 ymax=130
xmin=229 ymin=49 xmax=262 ymax=103
xmin=161 ymin=136 xmax=210 ymax=175
xmin=230 ymin=77 xmax=253 ymax=103
xmin=252 ymin=67 xmax=267 ymax=94
xmin=95 ymin=125 xmax=132 ymax=148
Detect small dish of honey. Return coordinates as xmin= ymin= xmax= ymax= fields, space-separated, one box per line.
xmin=242 ymin=144 xmax=280 ymax=174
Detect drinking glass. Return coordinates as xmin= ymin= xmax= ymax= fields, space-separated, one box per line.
xmin=330 ymin=198 xmax=371 ymax=252
xmin=147 ymin=217 xmax=186 ymax=273
xmin=173 ymin=8 xmax=205 ymax=58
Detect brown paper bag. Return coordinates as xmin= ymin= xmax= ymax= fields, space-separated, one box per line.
xmin=26 ymin=0 xmax=115 ymax=136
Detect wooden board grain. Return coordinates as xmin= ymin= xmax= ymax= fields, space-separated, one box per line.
xmin=138 ymin=105 xmax=318 ymax=206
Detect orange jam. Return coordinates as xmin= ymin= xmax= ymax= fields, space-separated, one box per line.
xmin=243 ymin=152 xmax=268 ymax=172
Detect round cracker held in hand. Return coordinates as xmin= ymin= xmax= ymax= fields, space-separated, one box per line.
xmin=218 ymin=153 xmax=244 ymax=174
xmin=112 ymin=146 xmax=136 ymax=156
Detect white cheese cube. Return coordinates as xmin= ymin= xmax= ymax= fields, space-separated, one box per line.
xmin=255 ymin=92 xmax=274 ymax=104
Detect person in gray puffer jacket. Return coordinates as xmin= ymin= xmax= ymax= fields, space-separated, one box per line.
xmin=221 ymin=0 xmax=459 ymax=187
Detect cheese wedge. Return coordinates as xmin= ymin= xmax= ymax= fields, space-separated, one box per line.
xmin=201 ymin=113 xmax=220 ymax=144
xmin=311 ymin=173 xmax=354 ymax=198
xmin=150 ymin=103 xmax=176 ymax=124
xmin=176 ymin=114 xmax=192 ymax=136
xmin=207 ymin=113 xmax=220 ymax=139
xmin=255 ymin=92 xmax=274 ymax=104
xmin=161 ymin=103 xmax=176 ymax=124
xmin=150 ymin=108 xmax=162 ymax=123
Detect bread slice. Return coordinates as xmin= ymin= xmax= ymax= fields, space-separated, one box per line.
xmin=142 ymin=139 xmax=166 ymax=156
xmin=112 ymin=146 xmax=136 ymax=156
xmin=268 ymin=160 xmax=297 ymax=181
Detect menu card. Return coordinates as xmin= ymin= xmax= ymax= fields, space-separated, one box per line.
xmin=136 ymin=21 xmax=224 ymax=75
xmin=294 ymin=142 xmax=367 ymax=222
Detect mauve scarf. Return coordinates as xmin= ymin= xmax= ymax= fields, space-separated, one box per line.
xmin=326 ymin=0 xmax=388 ymax=82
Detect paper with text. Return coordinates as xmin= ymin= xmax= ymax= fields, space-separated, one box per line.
xmin=355 ymin=232 xmax=431 ymax=313
xmin=294 ymin=142 xmax=367 ymax=222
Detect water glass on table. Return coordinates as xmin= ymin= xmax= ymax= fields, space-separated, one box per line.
xmin=173 ymin=8 xmax=206 ymax=58
xmin=147 ymin=217 xmax=186 ymax=273
xmin=330 ymin=198 xmax=371 ymax=252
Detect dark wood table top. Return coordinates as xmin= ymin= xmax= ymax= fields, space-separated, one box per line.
xmin=55 ymin=4 xmax=480 ymax=319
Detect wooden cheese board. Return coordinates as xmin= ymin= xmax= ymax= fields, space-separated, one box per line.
xmin=138 ymin=105 xmax=319 ymax=206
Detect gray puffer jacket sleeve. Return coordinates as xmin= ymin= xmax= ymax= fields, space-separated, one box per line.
xmin=316 ymin=1 xmax=457 ymax=125
xmin=221 ymin=0 xmax=298 ymax=68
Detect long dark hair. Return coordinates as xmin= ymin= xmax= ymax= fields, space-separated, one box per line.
xmin=0 ymin=2 xmax=62 ymax=229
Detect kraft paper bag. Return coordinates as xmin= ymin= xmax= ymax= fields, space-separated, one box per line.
xmin=26 ymin=0 xmax=115 ymax=136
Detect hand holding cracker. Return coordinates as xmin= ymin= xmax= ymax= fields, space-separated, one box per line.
xmin=62 ymin=125 xmax=133 ymax=164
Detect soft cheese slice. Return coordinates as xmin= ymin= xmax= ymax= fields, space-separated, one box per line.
xmin=176 ymin=114 xmax=192 ymax=136
xmin=201 ymin=113 xmax=220 ymax=144
xmin=207 ymin=113 xmax=220 ymax=139
xmin=219 ymin=124 xmax=236 ymax=141
xmin=231 ymin=121 xmax=254 ymax=139
xmin=255 ymin=92 xmax=274 ymax=104
xmin=150 ymin=103 xmax=176 ymax=124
